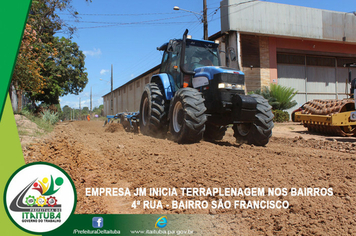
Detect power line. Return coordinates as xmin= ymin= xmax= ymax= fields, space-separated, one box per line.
xmin=221 ymin=0 xmax=261 ymax=8
xmin=76 ymin=22 xmax=196 ymax=29
xmin=208 ymin=0 xmax=260 ymax=19
xmin=208 ymin=0 xmax=261 ymax=23
xmin=67 ymin=14 xmax=193 ymax=29
xmin=58 ymin=12 xmax=182 ymax=16
xmin=64 ymin=20 xmax=196 ymax=25
xmin=62 ymin=2 xmax=247 ymax=91
xmin=116 ymin=20 xmax=202 ymax=83
xmin=105 ymin=15 xmax=203 ymax=84
xmin=110 ymin=6 xmax=217 ymax=84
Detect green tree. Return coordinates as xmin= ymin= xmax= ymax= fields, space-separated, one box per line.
xmin=12 ymin=0 xmax=89 ymax=110
xmin=93 ymin=104 xmax=104 ymax=116
xmin=62 ymin=105 xmax=72 ymax=120
xmin=29 ymin=0 xmax=80 ymax=39
xmin=81 ymin=107 xmax=89 ymax=116
xmin=11 ymin=23 xmax=56 ymax=111
xmin=30 ymin=37 xmax=88 ymax=104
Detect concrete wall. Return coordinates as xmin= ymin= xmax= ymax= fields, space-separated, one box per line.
xmin=9 ymin=86 xmax=31 ymax=112
xmin=260 ymin=37 xmax=270 ymax=88
xmin=103 ymin=96 xmax=110 ymax=116
xmin=223 ymin=30 xmax=356 ymax=95
xmin=221 ymin=0 xmax=356 ymax=43
xmin=103 ymin=68 xmax=159 ymax=116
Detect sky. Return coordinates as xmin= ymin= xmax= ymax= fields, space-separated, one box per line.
xmin=57 ymin=0 xmax=355 ymax=110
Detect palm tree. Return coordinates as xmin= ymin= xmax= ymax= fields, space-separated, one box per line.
xmin=252 ymin=84 xmax=298 ymax=111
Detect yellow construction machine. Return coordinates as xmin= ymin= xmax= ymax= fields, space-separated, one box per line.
xmin=293 ymin=63 xmax=356 ymax=136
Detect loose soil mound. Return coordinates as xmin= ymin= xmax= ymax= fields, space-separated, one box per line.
xmin=15 ymin=114 xmax=45 ymax=146
xmin=22 ymin=121 xmax=356 ymax=235
xmin=104 ymin=123 xmax=124 ymax=133
xmin=15 ymin=114 xmax=39 ymax=131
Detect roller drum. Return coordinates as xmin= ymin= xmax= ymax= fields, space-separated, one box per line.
xmin=301 ymin=99 xmax=356 ymax=136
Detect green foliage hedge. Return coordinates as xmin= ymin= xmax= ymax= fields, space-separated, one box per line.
xmin=273 ymin=110 xmax=289 ymax=123
xmin=42 ymin=110 xmax=59 ymax=125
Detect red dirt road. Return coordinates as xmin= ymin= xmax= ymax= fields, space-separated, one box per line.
xmin=22 ymin=120 xmax=356 ymax=235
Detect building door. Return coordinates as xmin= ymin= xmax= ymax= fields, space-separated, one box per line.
xmin=277 ymin=53 xmax=356 ymax=114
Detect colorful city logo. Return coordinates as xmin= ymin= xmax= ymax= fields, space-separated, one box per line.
xmin=155 ymin=216 xmax=167 ymax=228
xmin=12 ymin=175 xmax=63 ymax=212
xmin=4 ymin=162 xmax=76 ymax=234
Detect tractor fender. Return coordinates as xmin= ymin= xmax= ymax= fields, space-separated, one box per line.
xmin=194 ymin=71 xmax=211 ymax=81
xmin=150 ymin=73 xmax=175 ymax=100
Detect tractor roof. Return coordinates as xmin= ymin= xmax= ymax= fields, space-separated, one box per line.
xmin=157 ymin=38 xmax=218 ymax=51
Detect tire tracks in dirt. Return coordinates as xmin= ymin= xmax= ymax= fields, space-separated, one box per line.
xmin=22 ymin=120 xmax=356 ymax=235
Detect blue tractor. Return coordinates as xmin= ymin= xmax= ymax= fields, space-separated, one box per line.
xmin=139 ymin=30 xmax=274 ymax=146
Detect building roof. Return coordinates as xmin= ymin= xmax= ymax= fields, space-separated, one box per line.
xmin=102 ymin=64 xmax=160 ymax=97
xmin=221 ymin=0 xmax=356 ymax=43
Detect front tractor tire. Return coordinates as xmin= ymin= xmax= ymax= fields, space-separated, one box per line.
xmin=233 ymin=94 xmax=274 ymax=146
xmin=139 ymin=83 xmax=168 ymax=137
xmin=169 ymin=88 xmax=207 ymax=144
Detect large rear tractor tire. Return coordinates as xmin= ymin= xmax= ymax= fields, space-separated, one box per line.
xmin=204 ymin=124 xmax=227 ymax=141
xmin=233 ymin=94 xmax=274 ymax=146
xmin=169 ymin=88 xmax=207 ymax=144
xmin=139 ymin=83 xmax=168 ymax=137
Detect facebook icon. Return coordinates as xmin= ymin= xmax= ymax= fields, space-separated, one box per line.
xmin=92 ymin=217 xmax=103 ymax=228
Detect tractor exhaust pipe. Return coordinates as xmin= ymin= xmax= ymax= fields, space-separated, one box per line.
xmin=180 ymin=29 xmax=195 ymax=87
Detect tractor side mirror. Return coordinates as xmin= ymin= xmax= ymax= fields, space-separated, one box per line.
xmin=229 ymin=47 xmax=237 ymax=61
xmin=167 ymin=40 xmax=177 ymax=52
xmin=219 ymin=50 xmax=230 ymax=65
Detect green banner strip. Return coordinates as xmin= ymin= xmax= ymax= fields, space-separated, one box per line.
xmin=44 ymin=214 xmax=206 ymax=236
xmin=0 ymin=95 xmax=35 ymax=236
xmin=0 ymin=1 xmax=32 ymax=121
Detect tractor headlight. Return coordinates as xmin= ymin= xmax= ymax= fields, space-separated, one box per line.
xmin=218 ymin=83 xmax=232 ymax=89
xmin=218 ymin=83 xmax=225 ymax=89
xmin=218 ymin=83 xmax=245 ymax=90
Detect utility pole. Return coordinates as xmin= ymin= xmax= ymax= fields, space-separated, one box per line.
xmin=90 ymin=86 xmax=92 ymax=113
xmin=173 ymin=1 xmax=208 ymax=40
xmin=203 ymin=0 xmax=208 ymax=40
xmin=111 ymin=64 xmax=114 ymax=115
xmin=79 ymin=98 xmax=81 ymax=120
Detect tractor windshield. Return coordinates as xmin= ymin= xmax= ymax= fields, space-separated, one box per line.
xmin=183 ymin=40 xmax=220 ymax=72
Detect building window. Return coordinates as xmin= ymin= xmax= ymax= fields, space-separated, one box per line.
xmin=130 ymin=84 xmax=133 ymax=91
xmin=307 ymin=56 xmax=335 ymax=67
xmin=277 ymin=54 xmax=305 ymax=65
xmin=124 ymin=87 xmax=126 ymax=93
xmin=337 ymin=58 xmax=356 ymax=67
xmin=136 ymin=81 xmax=140 ymax=88
xmin=145 ymin=77 xmax=149 ymax=84
xmin=118 ymin=89 xmax=120 ymax=96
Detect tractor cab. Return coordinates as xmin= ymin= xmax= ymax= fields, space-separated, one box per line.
xmin=158 ymin=31 xmax=220 ymax=89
